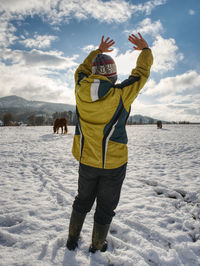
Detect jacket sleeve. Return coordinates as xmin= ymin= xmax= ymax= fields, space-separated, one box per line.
xmin=120 ymin=48 xmax=153 ymax=111
xmin=74 ymin=49 xmax=102 ymax=87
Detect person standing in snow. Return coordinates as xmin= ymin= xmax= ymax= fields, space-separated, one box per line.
xmin=67 ymin=33 xmax=153 ymax=252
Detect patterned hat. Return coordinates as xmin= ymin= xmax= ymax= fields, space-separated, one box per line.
xmin=92 ymin=54 xmax=117 ymax=84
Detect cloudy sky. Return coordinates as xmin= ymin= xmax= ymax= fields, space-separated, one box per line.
xmin=0 ymin=0 xmax=200 ymax=122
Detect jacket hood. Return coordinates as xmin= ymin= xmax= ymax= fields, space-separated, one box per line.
xmin=77 ymin=74 xmax=114 ymax=103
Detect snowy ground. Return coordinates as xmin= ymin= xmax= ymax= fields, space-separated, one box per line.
xmin=0 ymin=125 xmax=200 ymax=266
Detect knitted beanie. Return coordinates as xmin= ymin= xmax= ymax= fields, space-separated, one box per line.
xmin=92 ymin=54 xmax=117 ymax=84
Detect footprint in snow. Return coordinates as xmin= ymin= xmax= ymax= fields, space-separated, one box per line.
xmin=0 ymin=216 xmax=23 ymax=228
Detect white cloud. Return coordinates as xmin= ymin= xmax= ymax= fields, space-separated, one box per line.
xmin=126 ymin=18 xmax=163 ymax=37
xmin=82 ymin=45 xmax=98 ymax=53
xmin=0 ymin=46 xmax=79 ymax=103
xmin=19 ymin=34 xmax=58 ymax=49
xmin=0 ymin=62 xmax=76 ymax=104
xmin=130 ymin=100 xmax=171 ymax=120
xmin=1 ymin=48 xmax=78 ymax=69
xmin=0 ymin=0 xmax=167 ymax=25
xmin=130 ymin=88 xmax=200 ymax=122
xmin=145 ymin=70 xmax=200 ymax=96
xmin=58 ymin=0 xmax=132 ymax=23
xmin=0 ymin=14 xmax=18 ymax=48
xmin=131 ymin=98 xmax=200 ymax=122
xmin=131 ymin=71 xmax=200 ymax=122
xmin=151 ymin=35 xmax=184 ymax=73
xmin=189 ymin=9 xmax=195 ymax=15
xmin=0 ymin=0 xmax=53 ymax=15
xmin=132 ymin=0 xmax=167 ymax=16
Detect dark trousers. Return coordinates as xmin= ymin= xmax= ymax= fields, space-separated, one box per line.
xmin=73 ymin=163 xmax=127 ymax=225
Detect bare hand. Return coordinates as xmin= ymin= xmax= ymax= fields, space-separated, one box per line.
xmin=99 ymin=36 xmax=115 ymax=53
xmin=128 ymin=32 xmax=149 ymax=50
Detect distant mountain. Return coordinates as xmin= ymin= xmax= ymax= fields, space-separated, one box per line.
xmin=128 ymin=114 xmax=165 ymax=124
xmin=0 ymin=95 xmax=75 ymax=114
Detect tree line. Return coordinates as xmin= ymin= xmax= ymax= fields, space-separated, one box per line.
xmin=1 ymin=111 xmax=77 ymax=126
xmin=1 ymin=111 xmax=196 ymax=126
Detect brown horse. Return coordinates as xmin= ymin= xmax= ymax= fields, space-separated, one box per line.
xmin=53 ymin=118 xmax=68 ymax=134
xmin=157 ymin=120 xmax=162 ymax=129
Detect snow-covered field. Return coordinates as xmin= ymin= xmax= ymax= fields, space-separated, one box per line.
xmin=0 ymin=125 xmax=200 ymax=266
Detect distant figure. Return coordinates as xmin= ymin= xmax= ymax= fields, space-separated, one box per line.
xmin=53 ymin=118 xmax=68 ymax=134
xmin=157 ymin=120 xmax=162 ymax=129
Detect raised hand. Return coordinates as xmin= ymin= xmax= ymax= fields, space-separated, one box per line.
xmin=99 ymin=36 xmax=115 ymax=53
xmin=128 ymin=32 xmax=149 ymax=50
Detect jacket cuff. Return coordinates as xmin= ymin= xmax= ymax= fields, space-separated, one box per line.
xmin=96 ymin=48 xmax=103 ymax=53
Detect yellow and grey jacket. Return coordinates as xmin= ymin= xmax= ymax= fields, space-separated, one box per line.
xmin=72 ymin=48 xmax=153 ymax=169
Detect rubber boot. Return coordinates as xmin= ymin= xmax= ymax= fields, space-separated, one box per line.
xmin=89 ymin=221 xmax=110 ymax=253
xmin=66 ymin=209 xmax=86 ymax=251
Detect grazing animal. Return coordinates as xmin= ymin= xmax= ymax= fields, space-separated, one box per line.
xmin=53 ymin=118 xmax=68 ymax=134
xmin=157 ymin=120 xmax=162 ymax=129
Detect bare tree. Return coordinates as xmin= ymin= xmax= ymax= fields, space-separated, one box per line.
xmin=3 ymin=113 xmax=13 ymax=126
